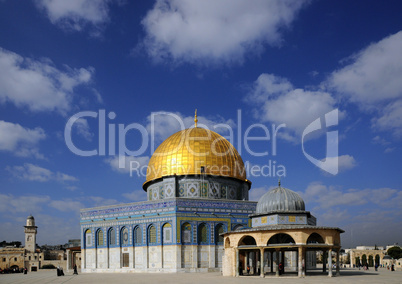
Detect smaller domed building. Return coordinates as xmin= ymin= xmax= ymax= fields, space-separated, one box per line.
xmin=222 ymin=182 xmax=344 ymax=277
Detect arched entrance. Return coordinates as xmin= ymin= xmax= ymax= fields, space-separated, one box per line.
xmin=266 ymin=233 xmax=297 ymax=276
xmin=238 ymin=236 xmax=258 ymax=275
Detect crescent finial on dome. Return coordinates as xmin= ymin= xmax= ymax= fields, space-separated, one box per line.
xmin=194 ymin=109 xmax=198 ymax=127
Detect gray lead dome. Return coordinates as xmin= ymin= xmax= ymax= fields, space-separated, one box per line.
xmin=256 ymin=186 xmax=305 ymax=214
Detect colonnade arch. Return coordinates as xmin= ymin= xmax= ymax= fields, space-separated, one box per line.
xmin=267 ymin=233 xmax=295 ymax=245
xmin=350 ymin=250 xmax=386 ymax=267
xmin=230 ymin=230 xmax=341 ymax=278
xmin=307 ymin=233 xmax=325 ymax=244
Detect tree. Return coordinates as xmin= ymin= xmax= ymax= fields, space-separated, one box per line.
xmin=362 ymin=254 xmax=367 ymax=266
xmin=387 ymin=246 xmax=402 ymax=259
xmin=355 ymin=256 xmax=360 ymax=266
xmin=368 ymin=255 xmax=374 ymax=267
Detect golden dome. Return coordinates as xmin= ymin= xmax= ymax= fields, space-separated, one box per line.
xmin=143 ymin=127 xmax=247 ymax=189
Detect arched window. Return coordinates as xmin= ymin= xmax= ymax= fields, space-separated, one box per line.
xmin=121 ymin=227 xmax=129 ymax=245
xmin=148 ymin=225 xmax=156 ymax=244
xmin=215 ymin=224 xmax=225 ymax=244
xmin=307 ymin=233 xmax=325 ymax=244
xmin=163 ymin=223 xmax=172 ymax=243
xmin=134 ymin=226 xmax=142 ymax=245
xmin=267 ymin=233 xmax=295 ymax=245
xmin=97 ymin=229 xmax=104 ymax=247
xmin=85 ymin=229 xmax=92 ymax=247
xmin=181 ymin=223 xmax=192 ymax=244
xmin=108 ymin=228 xmax=116 ymax=246
xmin=198 ymin=223 xmax=208 ymax=244
xmin=239 ymin=236 xmax=256 ymax=246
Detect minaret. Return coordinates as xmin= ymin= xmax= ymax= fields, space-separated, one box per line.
xmin=24 ymin=215 xmax=37 ymax=253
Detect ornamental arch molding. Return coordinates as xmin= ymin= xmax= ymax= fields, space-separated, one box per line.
xmin=238 ymin=235 xmax=256 ymax=246
xmin=267 ymin=233 xmax=295 ymax=246
xmin=307 ymin=232 xmax=325 ymax=244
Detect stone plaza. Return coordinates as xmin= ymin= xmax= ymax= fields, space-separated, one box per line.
xmin=0 ymin=268 xmax=401 ymax=284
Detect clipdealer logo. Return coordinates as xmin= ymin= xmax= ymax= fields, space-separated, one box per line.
xmin=302 ymin=109 xmax=339 ymax=175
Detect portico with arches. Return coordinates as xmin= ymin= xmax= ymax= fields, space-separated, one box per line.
xmin=222 ymin=183 xmax=344 ymax=277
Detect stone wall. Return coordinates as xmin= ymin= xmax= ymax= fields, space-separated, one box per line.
xmin=0 ymin=248 xmax=25 ymax=270
xmin=82 ymin=244 xmax=222 ymax=273
xmin=41 ymin=260 xmax=67 ymax=270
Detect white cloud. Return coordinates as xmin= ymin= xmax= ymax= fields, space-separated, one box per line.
xmin=74 ymin=118 xmax=94 ymax=141
xmin=0 ymin=120 xmax=46 ymax=158
xmin=0 ymin=47 xmax=95 ymax=114
xmin=301 ymin=182 xmax=401 ymax=210
xmin=372 ymin=135 xmax=390 ymax=146
xmin=106 ymin=155 xmax=150 ymax=174
xmin=140 ymin=0 xmax=308 ymax=65
xmin=49 ymin=199 xmax=84 ymax=212
xmin=249 ymin=186 xmax=271 ymax=202
xmin=247 ymin=73 xmax=340 ymax=141
xmin=146 ymin=111 xmax=236 ymax=143
xmin=87 ymin=196 xmax=119 ymax=207
xmin=327 ymin=31 xmax=402 ymax=137
xmin=372 ymin=99 xmax=402 ymax=137
xmin=0 ymin=194 xmax=50 ymax=213
xmin=122 ymin=189 xmax=147 ymax=202
xmin=7 ymin=163 xmax=78 ymax=183
xmin=321 ymin=155 xmax=357 ymax=174
xmin=384 ymin=147 xmax=396 ymax=153
xmin=328 ymin=31 xmax=402 ymax=105
xmin=35 ymin=0 xmax=112 ymax=33
xmin=65 ymin=185 xmax=79 ymax=191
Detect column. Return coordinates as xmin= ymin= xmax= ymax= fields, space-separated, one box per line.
xmin=336 ymin=249 xmax=340 ymax=276
xmin=328 ymin=249 xmax=333 ymax=277
xmin=82 ymin=249 xmax=86 ymax=269
xmin=298 ymin=247 xmax=304 ymax=277
xmin=270 ymin=251 xmax=273 ymax=273
xmin=275 ymin=249 xmax=280 ymax=277
xmin=67 ymin=250 xmax=71 ymax=271
xmin=322 ymin=250 xmax=326 ymax=273
xmin=260 ymin=248 xmax=264 ymax=277
xmin=245 ymin=252 xmax=248 ymax=274
xmin=235 ymin=249 xmax=239 ymax=277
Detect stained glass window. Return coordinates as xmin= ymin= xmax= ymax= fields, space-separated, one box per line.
xmin=121 ymin=227 xmax=129 ymax=245
xmin=85 ymin=229 xmax=92 ymax=247
xmin=182 ymin=223 xmax=191 ymax=243
xmin=134 ymin=226 xmax=142 ymax=245
xmin=198 ymin=223 xmax=208 ymax=244
xmin=97 ymin=229 xmax=103 ymax=246
xmin=148 ymin=225 xmax=156 ymax=244
xmin=108 ymin=228 xmax=116 ymax=245
xmin=163 ymin=223 xmax=172 ymax=243
xmin=215 ymin=224 xmax=225 ymax=244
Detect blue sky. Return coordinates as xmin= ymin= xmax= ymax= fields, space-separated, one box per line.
xmin=0 ymin=0 xmax=401 ymax=248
